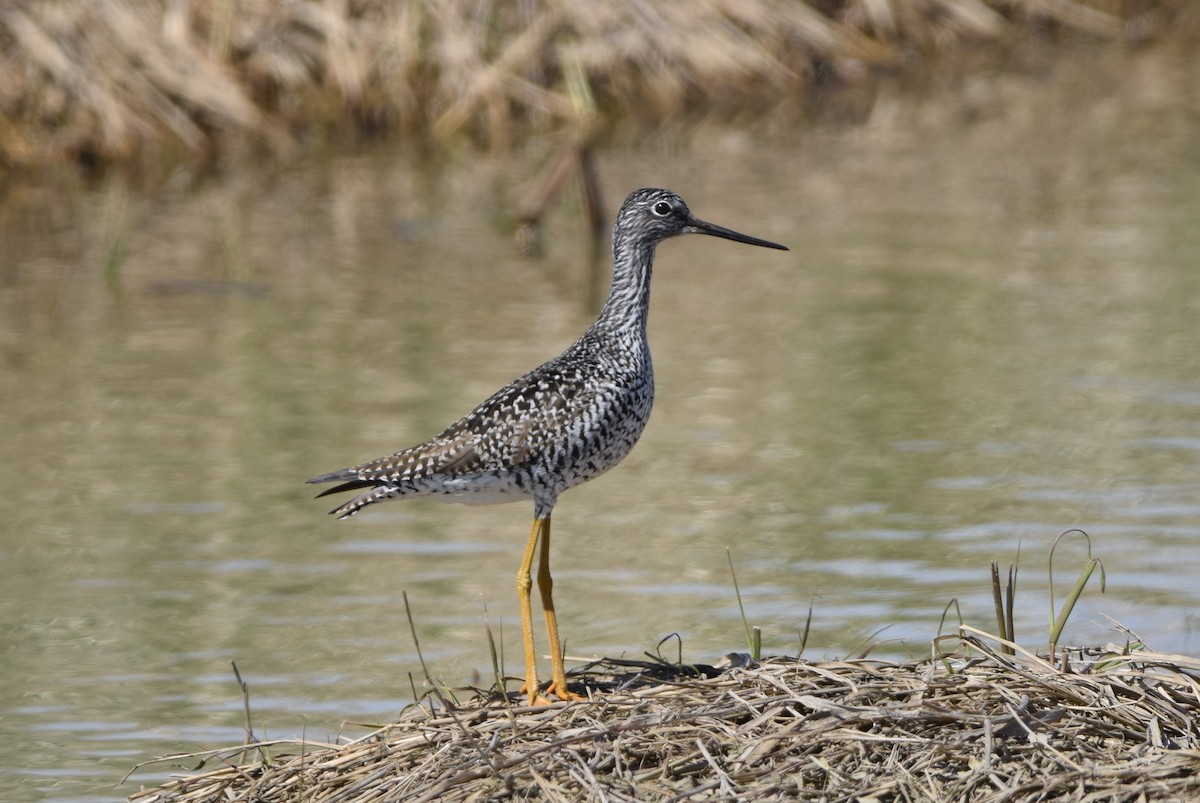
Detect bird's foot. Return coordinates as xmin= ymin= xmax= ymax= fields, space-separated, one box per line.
xmin=519 ymin=679 xmax=584 ymax=706
xmin=546 ymin=678 xmax=586 ymax=702
xmin=519 ymin=680 xmax=553 ymax=707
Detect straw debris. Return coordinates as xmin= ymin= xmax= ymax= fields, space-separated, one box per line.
xmin=0 ymin=0 xmax=1183 ymax=169
xmin=128 ymin=633 xmax=1200 ymax=802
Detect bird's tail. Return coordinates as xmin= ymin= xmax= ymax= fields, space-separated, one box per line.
xmin=307 ymin=471 xmax=395 ymax=519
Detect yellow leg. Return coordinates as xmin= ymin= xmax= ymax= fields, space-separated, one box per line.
xmin=536 ymin=515 xmax=584 ymax=702
xmin=516 ymin=517 xmax=549 ymax=706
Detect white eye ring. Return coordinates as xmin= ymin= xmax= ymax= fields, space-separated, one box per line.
xmin=652 ymin=201 xmax=672 ymax=216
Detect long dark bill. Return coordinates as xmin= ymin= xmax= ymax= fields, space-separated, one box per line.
xmin=686 ymin=217 xmax=789 ymax=251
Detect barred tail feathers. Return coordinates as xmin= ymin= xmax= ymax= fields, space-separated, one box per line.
xmin=307 ymin=470 xmax=397 ymax=518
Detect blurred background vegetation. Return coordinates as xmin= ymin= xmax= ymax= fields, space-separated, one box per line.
xmin=0 ymin=0 xmax=1193 ymax=175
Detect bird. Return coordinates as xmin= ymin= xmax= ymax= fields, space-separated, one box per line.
xmin=308 ymin=188 xmax=788 ymax=705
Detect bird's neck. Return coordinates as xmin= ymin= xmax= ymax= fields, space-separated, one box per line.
xmin=595 ymin=239 xmax=655 ymax=337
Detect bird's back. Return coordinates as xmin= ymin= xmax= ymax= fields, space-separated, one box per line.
xmin=311 ymin=326 xmax=653 ymax=518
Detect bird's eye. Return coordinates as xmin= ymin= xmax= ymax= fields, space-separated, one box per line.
xmin=652 ymin=201 xmax=672 ymax=217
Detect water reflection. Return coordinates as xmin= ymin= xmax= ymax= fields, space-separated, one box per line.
xmin=3 ymin=43 xmax=1200 ymax=801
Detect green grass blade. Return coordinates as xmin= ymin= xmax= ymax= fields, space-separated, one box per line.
xmin=726 ymin=548 xmax=757 ymax=659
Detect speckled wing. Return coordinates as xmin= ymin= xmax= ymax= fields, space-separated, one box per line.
xmin=307 ymin=364 xmax=586 ymax=519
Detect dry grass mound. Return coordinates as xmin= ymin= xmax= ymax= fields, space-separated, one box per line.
xmin=127 ymin=630 xmax=1200 ymax=802
xmin=0 ymin=0 xmax=1183 ymax=170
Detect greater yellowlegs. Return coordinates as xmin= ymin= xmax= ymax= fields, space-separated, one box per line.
xmin=308 ymin=188 xmax=788 ymax=705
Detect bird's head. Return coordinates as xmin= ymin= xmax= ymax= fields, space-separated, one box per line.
xmin=616 ymin=188 xmax=789 ymax=251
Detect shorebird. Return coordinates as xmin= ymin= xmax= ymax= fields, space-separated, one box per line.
xmin=308 ymin=188 xmax=788 ymax=705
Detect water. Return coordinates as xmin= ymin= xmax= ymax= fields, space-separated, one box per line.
xmin=4 ymin=43 xmax=1200 ymax=801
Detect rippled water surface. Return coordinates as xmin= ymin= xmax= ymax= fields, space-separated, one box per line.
xmin=4 ymin=45 xmax=1200 ymax=801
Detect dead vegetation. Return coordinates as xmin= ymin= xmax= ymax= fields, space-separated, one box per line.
xmin=127 ymin=630 xmax=1200 ymax=802
xmin=0 ymin=0 xmax=1188 ymax=170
